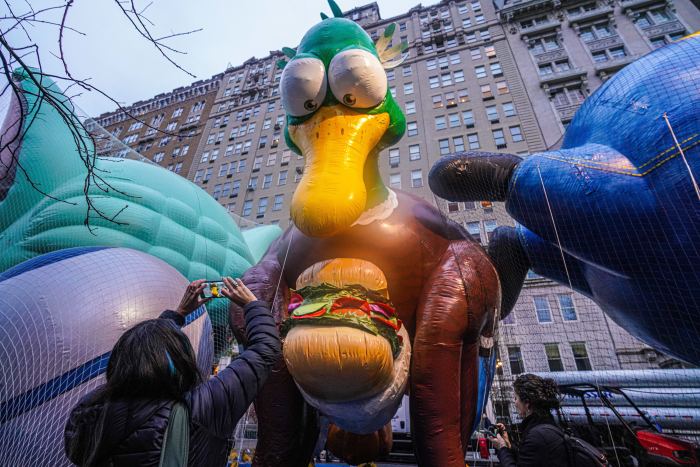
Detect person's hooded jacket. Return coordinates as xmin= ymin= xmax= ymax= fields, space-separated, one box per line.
xmin=64 ymin=301 xmax=280 ymax=466
xmin=496 ymin=413 xmax=569 ymax=467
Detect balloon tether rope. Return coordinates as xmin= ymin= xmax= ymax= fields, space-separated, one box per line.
xmin=663 ymin=112 xmax=700 ymax=201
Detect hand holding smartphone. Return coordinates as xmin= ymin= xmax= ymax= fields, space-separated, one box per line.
xmin=200 ymin=281 xmax=227 ymax=299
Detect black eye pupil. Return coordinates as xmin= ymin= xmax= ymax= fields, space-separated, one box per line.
xmin=303 ymin=100 xmax=317 ymax=111
xmin=343 ymin=94 xmax=356 ymax=106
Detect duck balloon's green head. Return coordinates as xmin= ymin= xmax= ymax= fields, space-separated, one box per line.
xmin=279 ymin=1 xmax=407 ymax=237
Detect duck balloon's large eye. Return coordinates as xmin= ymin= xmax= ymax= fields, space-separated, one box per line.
xmin=328 ymin=49 xmax=387 ymax=109
xmin=280 ymin=57 xmax=327 ymax=117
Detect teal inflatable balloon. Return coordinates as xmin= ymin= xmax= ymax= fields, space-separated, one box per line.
xmin=0 ymin=69 xmax=281 ymax=323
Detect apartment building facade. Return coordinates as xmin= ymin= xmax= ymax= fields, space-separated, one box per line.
xmin=91 ymin=75 xmax=222 ymax=177
xmin=90 ymin=0 xmax=698 ymax=424
xmin=496 ymin=0 xmax=700 ymax=147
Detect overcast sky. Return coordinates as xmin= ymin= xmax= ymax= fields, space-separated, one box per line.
xmin=10 ymin=0 xmax=420 ymax=117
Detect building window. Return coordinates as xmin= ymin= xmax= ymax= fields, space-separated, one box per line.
xmin=481 ymin=84 xmax=493 ymax=99
xmin=486 ymin=105 xmax=499 ymax=122
xmin=558 ymin=294 xmax=578 ymax=320
xmin=411 ymin=169 xmax=423 ymax=188
xmin=407 ymin=122 xmax=418 ymax=137
xmin=571 ymin=342 xmax=592 ymax=371
xmin=203 ymin=167 xmax=213 ymax=182
xmin=273 ymin=194 xmax=284 ymax=211
xmin=458 ymin=3 xmax=469 ymax=14
xmin=221 ymin=182 xmax=232 ymax=197
xmin=267 ymin=153 xmax=277 ymax=166
xmin=463 ymin=110 xmax=475 ymax=127
xmin=257 ymin=198 xmax=268 ymax=218
xmin=479 ymin=29 xmax=490 ymax=41
xmin=544 ymin=344 xmax=565 ymax=371
xmin=579 ymin=22 xmax=613 ymax=42
xmin=454 ymin=70 xmax=465 ymax=83
xmin=533 ymin=295 xmax=553 ymax=323
xmin=242 ymin=200 xmax=253 ymax=217
xmin=529 ymin=34 xmax=560 ymax=54
xmin=174 ymin=162 xmax=182 ymax=173
xmin=201 ymin=151 xmax=210 ymax=163
xmin=248 ymin=176 xmax=258 ymax=189
xmin=470 ymin=48 xmax=482 ymax=61
xmin=458 ymin=89 xmax=469 ymax=103
xmin=278 ymin=170 xmax=288 ymax=186
xmin=475 ymin=66 xmax=487 ymax=79
xmin=468 ymin=133 xmax=480 ymax=149
xmin=496 ymin=81 xmax=510 ymax=94
xmin=432 ymin=94 xmax=444 ymax=109
xmin=263 ymin=174 xmax=272 ymax=189
xmin=153 ymin=152 xmax=164 ymax=163
xmin=253 ymin=156 xmax=263 ymax=171
xmin=212 ymin=184 xmax=222 ymax=200
xmin=232 ymin=180 xmax=241 ymax=196
xmin=219 ymin=163 xmax=229 ymax=177
xmin=448 ymin=113 xmax=460 ymax=128
xmin=435 ymin=116 xmax=447 ymax=130
xmin=409 ymin=144 xmax=421 ymax=160
xmin=389 ymin=148 xmax=400 ymax=167
xmin=405 ymin=101 xmax=416 ymax=114
xmin=508 ymin=346 xmax=524 ymax=375
xmin=510 ymin=126 xmax=524 ymax=142
xmin=484 ymin=219 xmax=497 ymax=241
xmin=439 ymin=139 xmax=450 ymax=156
xmin=493 ymin=129 xmax=506 ymax=148
xmin=402 ymin=64 xmax=412 ymax=76
xmin=453 ymin=136 xmax=465 ymax=152
xmin=390 ymin=86 xmax=397 ymax=98
xmin=194 ymin=169 xmax=203 ymax=182
xmin=387 ymin=69 xmax=395 ymax=81
xmin=441 ymin=73 xmax=453 ymax=87
xmin=389 ymin=173 xmax=401 ymax=189
xmin=490 ymin=62 xmax=503 ymax=77
xmin=466 ymin=221 xmax=481 ymax=242
xmin=551 ymin=87 xmax=586 ymax=107
xmin=502 ymin=102 xmax=516 ymax=117
xmin=429 ymin=76 xmax=440 ymax=88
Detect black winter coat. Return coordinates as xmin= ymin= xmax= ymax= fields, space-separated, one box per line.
xmin=64 ymin=301 xmax=280 ymax=467
xmin=496 ymin=414 xmax=569 ymax=467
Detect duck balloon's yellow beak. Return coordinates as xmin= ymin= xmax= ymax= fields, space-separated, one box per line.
xmin=288 ymin=105 xmax=390 ymax=237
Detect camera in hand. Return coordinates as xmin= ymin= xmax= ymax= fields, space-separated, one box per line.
xmin=200 ymin=281 xmax=226 ymax=299
xmin=480 ymin=425 xmax=501 ymax=437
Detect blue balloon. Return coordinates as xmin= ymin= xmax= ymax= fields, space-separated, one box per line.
xmin=430 ymin=35 xmax=700 ymax=365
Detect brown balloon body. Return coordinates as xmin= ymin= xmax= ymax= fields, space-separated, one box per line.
xmin=230 ymin=191 xmax=500 ymax=467
xmin=326 ymin=423 xmax=393 ymax=465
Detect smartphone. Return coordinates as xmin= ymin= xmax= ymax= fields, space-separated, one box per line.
xmin=200 ymin=281 xmax=226 ymax=299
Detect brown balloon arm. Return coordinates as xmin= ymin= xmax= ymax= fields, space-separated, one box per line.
xmin=410 ymin=240 xmax=499 ymax=467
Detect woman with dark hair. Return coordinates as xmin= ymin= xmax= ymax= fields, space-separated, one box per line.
xmin=64 ymin=277 xmax=280 ymax=466
xmin=490 ymin=373 xmax=568 ymax=466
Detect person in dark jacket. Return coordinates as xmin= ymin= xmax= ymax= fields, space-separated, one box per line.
xmin=491 ymin=373 xmax=568 ymax=466
xmin=64 ymin=277 xmax=280 ymax=466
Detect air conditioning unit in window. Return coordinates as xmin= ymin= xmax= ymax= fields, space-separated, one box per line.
xmin=274 ymin=123 xmax=281 ymax=130
xmin=247 ymin=186 xmax=255 ymax=192
xmin=202 ymin=179 xmax=209 ymax=184
xmin=226 ymin=174 xmax=233 ymax=178
xmin=496 ymin=144 xmax=507 ymax=149
xmin=295 ymin=167 xmax=303 ymax=175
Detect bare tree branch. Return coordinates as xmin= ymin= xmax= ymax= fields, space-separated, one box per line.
xmin=0 ymin=0 xmax=201 ymax=231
